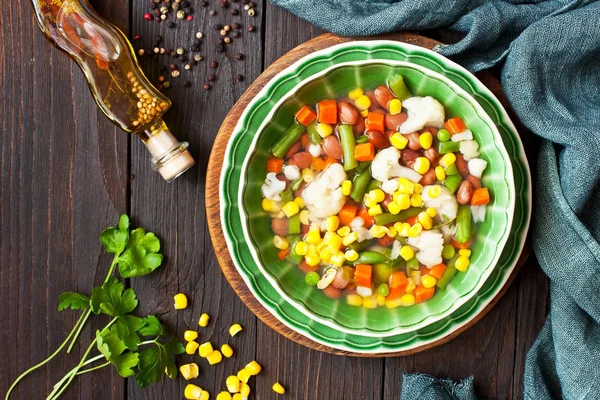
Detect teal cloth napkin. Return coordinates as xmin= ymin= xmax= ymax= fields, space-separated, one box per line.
xmin=271 ymin=0 xmax=600 ymax=398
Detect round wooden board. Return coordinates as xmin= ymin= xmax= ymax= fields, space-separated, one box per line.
xmin=206 ymin=32 xmax=531 ymax=357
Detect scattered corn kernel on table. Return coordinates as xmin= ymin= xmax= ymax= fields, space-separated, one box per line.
xmin=0 ymin=1 xmax=547 ymax=399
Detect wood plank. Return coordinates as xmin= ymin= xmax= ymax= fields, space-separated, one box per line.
xmin=127 ymin=0 xmax=265 ymax=398
xmin=0 ymin=0 xmax=129 ymax=399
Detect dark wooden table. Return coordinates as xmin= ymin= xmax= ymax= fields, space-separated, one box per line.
xmin=0 ymin=1 xmax=548 ymax=399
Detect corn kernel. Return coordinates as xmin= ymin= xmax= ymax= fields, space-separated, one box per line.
xmin=363 ymin=197 xmax=377 ymax=208
xmin=198 ymin=342 xmax=213 ymax=358
xmin=408 ymin=223 xmax=423 ymax=237
xmin=184 ymin=330 xmax=198 ymax=342
xmin=307 ymin=244 xmax=317 ymax=255
xmin=325 ymin=216 xmax=340 ymax=232
xmin=229 ymin=323 xmax=243 ymax=337
xmin=377 ymin=295 xmax=386 ymax=306
xmin=305 ymin=227 xmax=321 ymax=244
xmin=207 ymin=350 xmax=223 ymax=365
xmin=397 ymin=178 xmax=415 ymax=194
xmin=393 ymin=193 xmax=411 ymax=210
xmin=342 ymin=232 xmax=358 ymax=247
xmin=199 ymin=313 xmax=210 ymax=327
xmin=390 ymin=132 xmax=408 ymax=149
xmin=396 ymin=222 xmax=411 ymax=237
xmin=347 ymin=294 xmax=363 ymax=307
xmin=360 ymin=109 xmax=369 ymax=118
xmin=282 ymin=201 xmax=299 ymax=217
xmin=232 ymin=394 xmax=244 ymax=400
xmin=428 ymin=185 xmax=442 ymax=198
xmin=410 ymin=193 xmax=423 ymax=208
xmin=405 ymin=279 xmax=416 ymax=293
xmin=294 ymin=196 xmax=305 ymax=208
xmin=401 ymin=294 xmax=416 ymax=306
xmin=399 ymin=245 xmax=415 ymax=261
xmin=439 ymin=153 xmax=457 ymax=168
xmin=342 ymin=180 xmax=352 ymax=196
xmin=370 ymin=225 xmax=388 ymax=239
xmin=409 ymin=270 xmax=422 ymax=285
xmin=272 ymin=382 xmax=286 ymax=395
xmin=386 ymin=298 xmax=403 ymax=309
xmin=386 ymin=201 xmax=401 ymax=215
xmin=294 ymin=241 xmax=308 ymax=256
xmin=413 ymin=157 xmax=431 ymax=174
xmin=262 ymin=198 xmax=282 ymax=213
xmin=421 ymin=274 xmax=437 ymax=288
xmin=305 ymin=253 xmax=321 ymax=266
xmin=455 ymin=255 xmax=471 ymax=272
xmin=368 ymin=189 xmax=386 ymax=203
xmin=418 ymin=212 xmax=433 ymax=230
xmin=185 ymin=384 xmax=203 ymax=400
xmin=302 ymin=168 xmax=315 ymax=183
xmin=174 ymin=293 xmax=188 ymax=310
xmin=226 ymin=375 xmax=240 ymax=393
xmin=426 ymin=207 xmax=437 ymax=218
xmin=419 ymin=132 xmax=433 ymax=149
xmin=337 ymin=226 xmax=351 ymax=236
xmin=330 ymin=252 xmax=346 ymax=267
xmin=237 ymin=368 xmax=252 ymax=383
xmin=362 ymin=295 xmax=378 ymax=309
xmin=387 ymin=226 xmax=397 ymax=237
xmin=368 ymin=205 xmax=383 ymax=217
xmin=221 ymin=344 xmax=234 ymax=358
xmin=459 ymin=249 xmax=471 ymax=257
xmin=299 ymin=210 xmax=310 ymax=225
xmin=355 ymin=94 xmax=371 ymax=111
xmin=414 ymin=183 xmax=423 ymax=194
xmin=435 ymin=165 xmax=446 ymax=181
xmin=216 ymin=392 xmax=232 ymax=400
xmin=319 ymin=248 xmax=333 ymax=263
xmin=348 ymin=88 xmax=364 ymax=100
xmin=199 ymin=390 xmax=210 ymax=400
xmin=273 ymin=235 xmax=289 ymax=250
xmin=186 ymin=340 xmax=200 ymax=354
xmin=388 ymin=98 xmax=402 ymax=115
xmin=316 ymin=123 xmax=333 ymax=138
xmin=239 ymin=382 xmax=251 ymax=397
xmin=246 ymin=360 xmax=262 ymax=375
xmin=277 ymin=211 xmax=286 ymax=219
xmin=344 ymin=249 xmax=359 ymax=262
xmin=180 ymin=363 xmax=200 ymax=380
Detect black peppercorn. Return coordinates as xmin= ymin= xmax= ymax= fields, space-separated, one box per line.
xmin=189 ymin=59 xmax=197 ymax=66
xmin=215 ymin=24 xmax=223 ymax=30
xmin=183 ymin=80 xmax=191 ymax=88
xmin=210 ymin=60 xmax=218 ymax=68
xmin=169 ymin=63 xmax=177 ymax=70
xmin=216 ymin=44 xmax=225 ymax=53
xmin=191 ymin=45 xmax=200 ymax=52
xmin=248 ymin=1 xmax=256 ymax=7
xmin=203 ymin=83 xmax=211 ymax=90
xmin=233 ymin=53 xmax=244 ymax=60
xmin=200 ymin=0 xmax=208 ymax=6
xmin=181 ymin=0 xmax=190 ymax=7
xmin=247 ymin=25 xmax=255 ymax=32
xmin=180 ymin=55 xmax=188 ymax=62
xmin=232 ymin=22 xmax=241 ymax=29
xmin=167 ymin=21 xmax=175 ymax=28
xmin=154 ymin=35 xmax=162 ymax=43
xmin=150 ymin=2 xmax=157 ymax=9
xmin=242 ymin=0 xmax=250 ymax=4
xmin=207 ymin=74 xmax=216 ymax=82
xmin=153 ymin=9 xmax=160 ymax=15
xmin=157 ymin=65 xmax=166 ymax=72
xmin=217 ymin=37 xmax=225 ymax=44
xmin=235 ymin=74 xmax=244 ymax=81
xmin=154 ymin=16 xmax=161 ymax=22
xmin=230 ymin=8 xmax=238 ymax=15
xmin=232 ymin=31 xmax=241 ymax=38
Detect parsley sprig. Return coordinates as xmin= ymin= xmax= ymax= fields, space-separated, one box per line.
xmin=6 ymin=215 xmax=182 ymax=400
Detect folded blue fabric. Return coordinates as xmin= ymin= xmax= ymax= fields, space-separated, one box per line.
xmin=401 ymin=374 xmax=478 ymax=400
xmin=271 ymin=0 xmax=600 ymax=399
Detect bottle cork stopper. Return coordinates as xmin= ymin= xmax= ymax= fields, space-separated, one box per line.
xmin=157 ymin=150 xmax=195 ymax=182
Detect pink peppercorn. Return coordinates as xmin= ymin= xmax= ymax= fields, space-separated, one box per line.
xmin=144 ymin=13 xmax=152 ymax=20
xmin=187 ymin=15 xmax=194 ymax=21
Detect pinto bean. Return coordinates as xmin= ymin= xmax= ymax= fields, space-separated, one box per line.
xmin=338 ymin=101 xmax=359 ymax=125
xmin=323 ymin=285 xmax=343 ymax=299
xmin=420 ymin=168 xmax=436 ymax=185
xmin=465 ymin=174 xmax=482 ymax=189
xmin=374 ymin=84 xmax=395 ymax=109
xmin=353 ymin=118 xmax=366 ymax=135
xmin=289 ymin=151 xmax=313 ymax=169
xmin=455 ymin=154 xmax=470 ymax=177
xmin=332 ymin=266 xmax=354 ymax=290
xmin=366 ymin=129 xmax=388 ymax=150
xmin=285 ymin=141 xmax=302 ymax=158
xmin=401 ymin=149 xmax=420 ymax=166
xmin=385 ymin=112 xmax=408 ymax=131
xmin=271 ymin=218 xmax=288 ymax=236
xmin=294 ymin=181 xmax=308 ymax=198
xmin=406 ymin=133 xmax=422 ymax=151
xmin=322 ymin=136 xmax=343 ymax=160
xmin=365 ymin=90 xmax=383 ymax=110
xmin=298 ymin=259 xmax=318 ymax=273
xmin=423 ymin=147 xmax=438 ymax=166
xmin=381 ymin=194 xmax=393 ymax=210
xmin=457 ymin=180 xmax=474 ymax=205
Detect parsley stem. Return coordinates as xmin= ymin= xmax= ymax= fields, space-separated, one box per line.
xmin=66 ymin=255 xmax=120 ymax=354
xmin=76 ymin=361 xmax=110 ymax=375
xmin=4 ymin=311 xmax=86 ymax=400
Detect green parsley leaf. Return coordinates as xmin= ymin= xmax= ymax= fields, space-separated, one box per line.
xmin=128 ymin=228 xmax=160 ymax=253
xmin=112 ymin=352 xmax=139 ymax=378
xmin=117 ymin=246 xmax=163 ymax=278
xmin=90 ymin=277 xmax=138 ymax=316
xmin=135 ymin=337 xmax=184 ymax=388
xmin=57 ymin=292 xmax=90 ymax=312
xmin=115 ymin=315 xmax=144 ymax=350
xmin=96 ymin=327 xmax=139 ymax=378
xmin=100 ymin=214 xmax=130 ymax=255
xmin=138 ymin=316 xmax=168 ymax=337
xmin=118 ymin=215 xmax=130 ymax=232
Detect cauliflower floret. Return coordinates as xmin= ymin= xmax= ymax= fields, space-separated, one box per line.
xmin=371 ymin=147 xmax=422 ymax=183
xmin=459 ymin=140 xmax=480 ymax=160
xmin=381 ymin=179 xmax=399 ymax=194
xmin=399 ymin=96 xmax=445 ymax=134
xmin=471 ymin=205 xmax=487 ymax=223
xmin=408 ymin=229 xmax=444 ymax=268
xmin=308 ymin=143 xmax=322 ymax=157
xmin=422 ymin=185 xmax=458 ymax=221
xmin=302 ymin=163 xmax=347 ymax=219
xmin=283 ymin=164 xmax=300 ymax=180
xmin=451 ymin=129 xmax=473 ymax=142
xmin=261 ymin=172 xmax=286 ymax=201
xmin=439 ymin=223 xmax=456 ymax=242
xmin=467 ymin=158 xmax=487 ymax=179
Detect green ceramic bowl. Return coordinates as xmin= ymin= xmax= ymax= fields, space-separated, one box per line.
xmin=236 ymin=58 xmax=515 ymax=337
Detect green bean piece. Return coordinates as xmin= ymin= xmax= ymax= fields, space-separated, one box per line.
xmin=455 ymin=205 xmax=472 ymax=244
xmin=442 ymin=243 xmax=456 ymax=260
xmin=445 ymin=163 xmax=459 ymax=175
xmin=437 ymin=129 xmax=451 ymax=142
xmin=388 ymin=74 xmax=412 ymax=101
xmin=280 ymin=188 xmax=293 ymax=203
xmin=356 ymin=135 xmax=370 ymax=144
xmin=288 ymin=214 xmax=301 ymax=235
xmin=351 ymin=251 xmax=387 ymax=266
xmin=338 ymin=124 xmax=358 ymax=171
xmin=406 ymin=257 xmax=419 ymax=271
xmin=357 ymin=161 xmax=371 ymax=174
xmin=366 ymin=179 xmax=382 ymax=192
xmin=306 ymin=121 xmax=322 ymax=145
xmin=436 ymin=260 xmax=458 ymax=290
xmin=270 ymin=122 xmax=305 ymax=158
xmin=291 ymin=177 xmax=303 ymax=191
xmin=348 ymin=239 xmax=373 ymax=253
xmin=437 ymin=140 xmax=461 ymax=154
xmin=443 ymin=174 xmax=462 ymax=194
xmin=350 ymin=168 xmax=372 ymax=202
xmin=374 ymin=207 xmax=422 ymax=226
xmin=377 ymin=283 xmax=390 ymax=297
xmin=389 ymin=256 xmax=404 ymax=268
xmin=288 ymin=236 xmax=303 ymax=264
